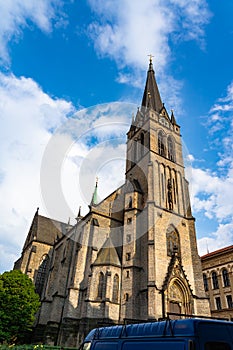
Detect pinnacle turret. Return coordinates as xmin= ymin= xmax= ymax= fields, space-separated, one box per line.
xmin=170 ymin=109 xmax=177 ymax=125
xmin=76 ymin=206 xmax=82 ymax=222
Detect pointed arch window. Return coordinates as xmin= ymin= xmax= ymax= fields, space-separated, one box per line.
xmin=35 ymin=254 xmax=49 ymax=297
xmin=167 ymin=136 xmax=175 ymax=161
xmin=212 ymin=271 xmax=219 ymax=289
xmin=97 ymin=272 xmax=105 ymax=299
xmin=222 ymin=269 xmax=230 ymax=287
xmin=158 ymin=131 xmax=166 ymax=157
xmin=112 ymin=274 xmax=119 ymax=303
xmin=166 ymin=227 xmax=180 ymax=257
xmin=203 ymin=273 xmax=208 ymax=291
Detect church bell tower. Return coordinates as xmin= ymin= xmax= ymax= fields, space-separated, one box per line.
xmin=120 ymin=57 xmax=210 ymax=320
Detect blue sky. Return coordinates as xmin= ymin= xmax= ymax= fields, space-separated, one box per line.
xmin=0 ymin=0 xmax=233 ymax=272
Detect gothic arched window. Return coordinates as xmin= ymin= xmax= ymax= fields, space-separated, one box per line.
xmin=166 ymin=227 xmax=180 ymax=257
xmin=222 ymin=269 xmax=230 ymax=287
xmin=158 ymin=131 xmax=165 ymax=157
xmin=35 ymin=254 xmax=49 ymax=297
xmin=167 ymin=136 xmax=175 ymax=161
xmin=112 ymin=274 xmax=119 ymax=303
xmin=203 ymin=273 xmax=208 ymax=291
xmin=212 ymin=271 xmax=219 ymax=289
xmin=97 ymin=272 xmax=105 ymax=299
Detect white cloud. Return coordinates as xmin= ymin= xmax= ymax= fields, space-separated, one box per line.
xmin=0 ymin=76 xmax=134 ymax=273
xmin=0 ymin=0 xmax=65 ymax=64
xmin=40 ymin=102 xmax=134 ymax=223
xmin=190 ymin=168 xmax=233 ymax=221
xmin=190 ymin=80 xmax=233 ymax=255
xmin=88 ymin=0 xmax=210 ymax=69
xmin=198 ymin=224 xmax=233 ymax=256
xmin=0 ymin=73 xmax=74 ymax=272
xmin=87 ymin=0 xmax=210 ymax=113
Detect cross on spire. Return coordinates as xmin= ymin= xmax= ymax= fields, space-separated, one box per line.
xmin=148 ymin=54 xmax=154 ymax=64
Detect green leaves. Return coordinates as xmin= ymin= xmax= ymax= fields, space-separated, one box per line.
xmin=0 ymin=270 xmax=40 ymax=345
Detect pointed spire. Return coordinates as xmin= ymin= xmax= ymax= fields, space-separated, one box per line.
xmin=76 ymin=206 xmax=82 ymax=222
xmin=141 ymin=55 xmax=163 ymax=113
xmin=90 ymin=177 xmax=98 ymax=206
xmin=171 ymin=109 xmax=177 ymax=125
xmin=66 ymin=217 xmax=71 ymax=232
xmin=131 ymin=113 xmax=135 ymax=125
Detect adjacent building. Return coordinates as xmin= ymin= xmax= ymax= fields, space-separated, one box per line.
xmin=201 ymin=245 xmax=233 ymax=320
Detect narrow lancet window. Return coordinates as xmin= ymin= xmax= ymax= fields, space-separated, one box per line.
xmin=167 ymin=136 xmax=175 ymax=161
xmin=112 ymin=274 xmax=119 ymax=302
xmin=97 ymin=272 xmax=105 ymax=299
xmin=158 ymin=131 xmax=165 ymax=157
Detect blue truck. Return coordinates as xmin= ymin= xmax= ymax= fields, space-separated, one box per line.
xmin=79 ymin=318 xmax=233 ymax=350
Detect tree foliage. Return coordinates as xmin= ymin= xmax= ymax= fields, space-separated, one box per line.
xmin=0 ymin=270 xmax=40 ymax=344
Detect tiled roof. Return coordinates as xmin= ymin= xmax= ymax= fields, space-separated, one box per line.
xmin=201 ymin=244 xmax=233 ymax=259
xmin=23 ymin=211 xmax=72 ymax=250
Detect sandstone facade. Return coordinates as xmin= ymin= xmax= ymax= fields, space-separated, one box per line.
xmin=15 ymin=59 xmax=210 ymax=347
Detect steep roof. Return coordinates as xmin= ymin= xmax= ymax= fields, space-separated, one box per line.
xmin=141 ymin=57 xmax=163 ymax=113
xmin=93 ymin=237 xmax=121 ymax=267
xmin=37 ymin=215 xmax=69 ymax=244
xmin=23 ymin=209 xmax=71 ymax=250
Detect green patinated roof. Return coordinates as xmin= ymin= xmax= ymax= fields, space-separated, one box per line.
xmin=90 ymin=179 xmax=98 ymax=206
xmin=93 ymin=237 xmax=121 ymax=267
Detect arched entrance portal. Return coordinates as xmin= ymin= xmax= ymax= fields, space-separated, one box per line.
xmin=167 ymin=279 xmax=193 ymax=318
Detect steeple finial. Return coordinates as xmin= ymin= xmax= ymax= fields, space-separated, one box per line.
xmin=131 ymin=113 xmax=135 ymax=124
xmin=148 ymin=54 xmax=154 ymax=70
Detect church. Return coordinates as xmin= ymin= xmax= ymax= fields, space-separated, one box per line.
xmin=14 ymin=58 xmax=210 ymax=347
